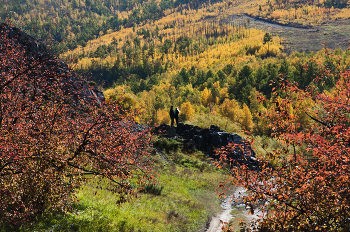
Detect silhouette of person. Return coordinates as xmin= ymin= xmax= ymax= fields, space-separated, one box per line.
xmin=174 ymin=107 xmax=180 ymax=127
xmin=170 ymin=105 xmax=175 ymax=126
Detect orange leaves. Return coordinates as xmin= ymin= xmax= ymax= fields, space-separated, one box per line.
xmin=218 ymin=192 xmax=226 ymax=199
xmin=218 ymin=182 xmax=225 ymax=188
xmin=215 ymin=48 xmax=350 ymax=230
xmin=213 ymin=161 xmax=223 ymax=169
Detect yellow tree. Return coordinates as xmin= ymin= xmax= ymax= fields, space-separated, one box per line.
xmin=290 ymin=92 xmax=315 ymax=131
xmin=219 ymin=87 xmax=229 ymax=103
xmin=220 ymin=98 xmax=243 ymax=123
xmin=156 ymin=109 xmax=170 ymax=125
xmin=201 ymin=87 xmax=213 ymax=107
xmin=253 ymin=106 xmax=270 ymax=135
xmin=212 ymin=81 xmax=221 ymax=104
xmin=180 ymin=102 xmax=195 ymax=122
xmin=241 ymin=103 xmax=254 ymax=132
xmin=139 ymin=90 xmax=156 ymax=124
xmin=213 ymin=80 xmax=220 ymax=89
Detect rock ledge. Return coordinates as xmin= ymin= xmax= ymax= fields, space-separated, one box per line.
xmin=154 ymin=123 xmax=261 ymax=171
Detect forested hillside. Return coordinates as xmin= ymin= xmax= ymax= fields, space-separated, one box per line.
xmin=1 ymin=0 xmax=211 ymax=54
xmin=3 ymin=0 xmax=349 ymax=170
xmin=2 ymin=0 xmax=350 ymax=55
xmin=1 ymin=0 xmax=350 ymax=231
xmin=41 ymin=0 xmax=348 ymax=137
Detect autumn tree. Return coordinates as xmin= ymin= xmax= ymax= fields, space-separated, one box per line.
xmin=212 ymin=81 xmax=221 ymax=105
xmin=180 ymin=101 xmax=195 ymax=122
xmin=241 ymin=103 xmax=254 ymax=132
xmin=220 ymin=98 xmax=243 ymax=123
xmin=263 ymin=32 xmax=272 ymax=56
xmin=219 ymin=87 xmax=229 ymax=103
xmin=201 ymin=87 xmax=214 ymax=107
xmin=156 ymin=109 xmax=170 ymax=125
xmin=0 ymin=24 xmax=154 ymax=226
xmin=218 ymin=50 xmax=350 ymax=231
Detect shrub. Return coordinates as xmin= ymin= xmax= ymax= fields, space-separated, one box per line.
xmin=154 ymin=138 xmax=182 ymax=153
xmin=139 ymin=183 xmax=164 ymax=195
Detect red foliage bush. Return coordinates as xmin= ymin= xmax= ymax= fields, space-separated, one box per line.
xmin=0 ymin=24 xmax=154 ymax=225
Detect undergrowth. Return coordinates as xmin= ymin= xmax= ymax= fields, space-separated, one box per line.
xmin=17 ymin=141 xmax=228 ymax=232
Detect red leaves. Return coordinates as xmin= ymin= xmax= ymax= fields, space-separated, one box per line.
xmin=0 ymin=28 xmax=155 ymax=225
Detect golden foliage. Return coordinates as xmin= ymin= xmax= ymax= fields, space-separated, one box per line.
xmin=156 ymin=109 xmax=170 ymax=125
xmin=201 ymin=87 xmax=214 ymax=107
xmin=60 ymin=0 xmax=348 ymax=135
xmin=213 ymin=81 xmax=220 ymax=89
xmin=219 ymin=87 xmax=229 ymax=102
xmin=61 ymin=0 xmax=284 ymax=73
xmin=241 ymin=103 xmax=254 ymax=132
xmin=253 ymin=107 xmax=270 ymax=135
xmin=293 ymin=94 xmax=315 ymax=130
xmin=220 ymin=98 xmax=243 ymax=123
xmin=138 ymin=90 xmax=157 ymax=124
xmin=180 ymin=102 xmax=195 ymax=122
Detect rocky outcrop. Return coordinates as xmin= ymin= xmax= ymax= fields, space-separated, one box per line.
xmin=154 ymin=123 xmax=261 ymax=171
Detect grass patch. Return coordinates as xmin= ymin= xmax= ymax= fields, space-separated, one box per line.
xmin=18 ymin=149 xmax=228 ymax=232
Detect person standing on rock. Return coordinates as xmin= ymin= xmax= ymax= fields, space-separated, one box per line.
xmin=170 ymin=105 xmax=175 ymax=126
xmin=174 ymin=107 xmax=180 ymax=127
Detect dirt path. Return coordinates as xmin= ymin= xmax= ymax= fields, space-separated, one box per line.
xmin=206 ymin=187 xmax=261 ymax=232
xmin=206 ymin=193 xmax=235 ymax=232
xmin=225 ymin=14 xmax=350 ymax=53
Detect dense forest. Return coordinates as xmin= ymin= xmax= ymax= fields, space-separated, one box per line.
xmin=2 ymin=0 xmax=350 ymax=55
xmin=1 ymin=0 xmax=211 ymax=54
xmin=1 ymin=0 xmax=350 ymax=231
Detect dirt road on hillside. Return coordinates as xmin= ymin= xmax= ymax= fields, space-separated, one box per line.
xmin=225 ymin=14 xmax=350 ymax=54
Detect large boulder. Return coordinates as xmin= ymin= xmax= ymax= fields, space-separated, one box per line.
xmin=153 ymin=124 xmax=177 ymax=137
